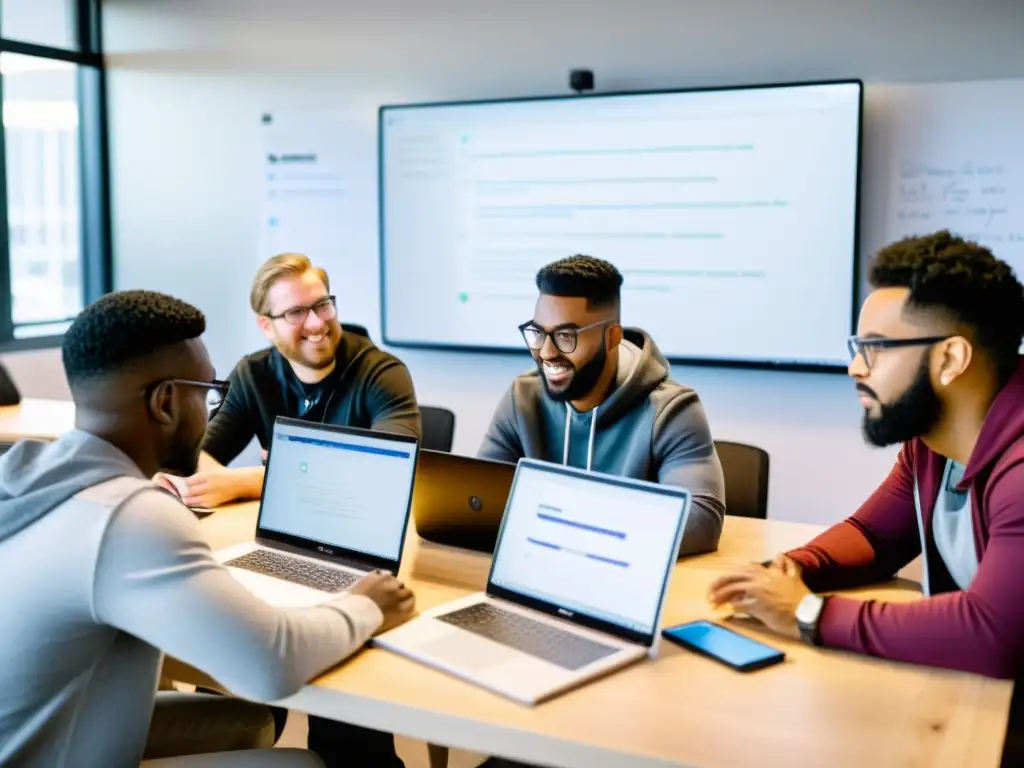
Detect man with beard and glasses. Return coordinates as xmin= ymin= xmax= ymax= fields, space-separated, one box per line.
xmin=0 ymin=291 xmax=415 ymax=768
xmin=479 ymin=254 xmax=725 ymax=557
xmin=154 ymin=254 xmax=419 ymax=768
xmin=709 ymin=230 xmax=1024 ymax=681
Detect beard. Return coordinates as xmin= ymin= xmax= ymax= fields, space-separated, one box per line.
xmin=538 ymin=343 xmax=608 ymax=403
xmin=161 ymin=428 xmax=204 ymax=477
xmin=860 ymin=358 xmax=941 ymax=447
xmin=273 ymin=324 xmax=340 ymax=370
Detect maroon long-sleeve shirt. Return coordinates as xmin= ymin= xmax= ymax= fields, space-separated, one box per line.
xmin=786 ymin=359 xmax=1024 ymax=679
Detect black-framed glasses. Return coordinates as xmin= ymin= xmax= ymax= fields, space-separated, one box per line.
xmin=266 ymin=295 xmax=337 ymax=326
xmin=847 ymin=335 xmax=951 ymax=370
xmin=144 ymin=378 xmax=230 ymax=410
xmin=519 ymin=319 xmax=612 ymax=354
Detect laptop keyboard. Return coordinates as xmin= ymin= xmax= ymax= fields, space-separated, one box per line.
xmin=436 ymin=602 xmax=619 ymax=671
xmin=225 ymin=549 xmax=360 ymax=593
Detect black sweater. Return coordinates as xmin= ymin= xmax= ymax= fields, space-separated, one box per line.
xmin=202 ymin=332 xmax=421 ymax=465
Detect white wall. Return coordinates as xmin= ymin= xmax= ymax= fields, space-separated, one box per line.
xmin=99 ymin=0 xmax=1024 ymax=525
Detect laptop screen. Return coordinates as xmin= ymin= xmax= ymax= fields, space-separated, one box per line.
xmin=488 ymin=461 xmax=689 ymax=638
xmin=258 ymin=419 xmax=417 ymax=562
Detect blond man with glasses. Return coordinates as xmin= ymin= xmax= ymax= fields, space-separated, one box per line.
xmin=164 ymin=253 xmax=421 ymax=511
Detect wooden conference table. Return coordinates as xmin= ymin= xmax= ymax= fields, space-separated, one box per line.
xmin=0 ymin=398 xmax=75 ymax=443
xmin=0 ymin=399 xmax=1012 ymax=766
xmin=183 ymin=502 xmax=1013 ymax=768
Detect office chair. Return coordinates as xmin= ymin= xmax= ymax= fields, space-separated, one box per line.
xmin=715 ymin=440 xmax=770 ymax=520
xmin=0 ymin=363 xmax=20 ymax=406
xmin=419 ymin=406 xmax=455 ymax=453
xmin=340 ymin=322 xmax=371 ymax=339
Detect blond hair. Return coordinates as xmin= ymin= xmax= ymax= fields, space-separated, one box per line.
xmin=250 ymin=253 xmax=330 ymax=315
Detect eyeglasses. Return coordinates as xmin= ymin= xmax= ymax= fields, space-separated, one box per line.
xmin=266 ymin=296 xmax=337 ymax=326
xmin=518 ymin=319 xmax=612 ymax=354
xmin=144 ymin=378 xmax=231 ymax=410
xmin=847 ymin=335 xmax=951 ymax=371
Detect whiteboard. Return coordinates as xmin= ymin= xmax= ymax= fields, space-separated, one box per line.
xmin=877 ymin=79 xmax=1024 ymax=271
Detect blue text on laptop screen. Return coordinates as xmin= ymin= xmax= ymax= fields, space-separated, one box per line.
xmin=259 ymin=422 xmax=416 ymax=560
xmin=488 ymin=464 xmax=688 ymax=635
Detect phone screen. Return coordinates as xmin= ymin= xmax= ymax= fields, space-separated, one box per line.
xmin=664 ymin=620 xmax=782 ymax=668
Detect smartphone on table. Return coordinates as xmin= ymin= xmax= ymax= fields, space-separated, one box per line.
xmin=662 ymin=619 xmax=785 ymax=672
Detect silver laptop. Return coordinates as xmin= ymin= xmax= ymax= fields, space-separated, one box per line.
xmin=216 ymin=416 xmax=419 ymax=608
xmin=374 ymin=458 xmax=690 ymax=704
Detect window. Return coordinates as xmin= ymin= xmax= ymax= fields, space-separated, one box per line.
xmin=2 ymin=0 xmax=77 ymax=51
xmin=0 ymin=0 xmax=108 ymax=348
xmin=4 ymin=54 xmax=82 ymax=330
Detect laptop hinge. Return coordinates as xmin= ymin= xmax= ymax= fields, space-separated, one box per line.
xmin=254 ymin=536 xmax=374 ymax=572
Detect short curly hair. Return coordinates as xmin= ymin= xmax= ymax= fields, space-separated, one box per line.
xmin=536 ymin=255 xmax=623 ymax=311
xmin=62 ymin=290 xmax=206 ymax=385
xmin=869 ymin=230 xmax=1024 ymax=381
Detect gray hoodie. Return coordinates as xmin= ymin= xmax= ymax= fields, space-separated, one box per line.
xmin=0 ymin=430 xmax=382 ymax=767
xmin=479 ymin=329 xmax=725 ymax=556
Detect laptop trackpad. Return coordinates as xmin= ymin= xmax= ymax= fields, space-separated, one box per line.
xmin=420 ymin=631 xmax=517 ymax=671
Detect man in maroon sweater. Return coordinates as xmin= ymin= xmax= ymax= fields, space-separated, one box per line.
xmin=710 ymin=230 xmax=1024 ymax=679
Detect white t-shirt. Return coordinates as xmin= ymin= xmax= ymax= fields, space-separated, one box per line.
xmin=930 ymin=460 xmax=979 ymax=590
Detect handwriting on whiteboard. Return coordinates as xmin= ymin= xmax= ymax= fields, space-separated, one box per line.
xmin=891 ymin=161 xmax=1021 ymax=247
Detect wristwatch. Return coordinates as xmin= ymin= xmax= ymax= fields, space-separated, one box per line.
xmin=795 ymin=594 xmax=828 ymax=646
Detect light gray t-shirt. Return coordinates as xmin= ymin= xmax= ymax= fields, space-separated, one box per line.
xmin=0 ymin=434 xmax=382 ymax=768
xmin=930 ymin=460 xmax=979 ymax=590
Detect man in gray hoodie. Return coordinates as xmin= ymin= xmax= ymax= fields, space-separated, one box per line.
xmin=0 ymin=290 xmax=414 ymax=767
xmin=479 ymin=255 xmax=726 ymax=557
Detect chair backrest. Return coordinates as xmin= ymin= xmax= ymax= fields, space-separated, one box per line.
xmin=419 ymin=406 xmax=456 ymax=453
xmin=715 ymin=440 xmax=770 ymax=520
xmin=341 ymin=322 xmax=371 ymax=339
xmin=0 ymin=363 xmax=20 ymax=406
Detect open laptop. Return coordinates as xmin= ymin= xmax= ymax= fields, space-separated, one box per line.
xmin=375 ymin=458 xmax=690 ymax=704
xmin=215 ymin=416 xmax=419 ymax=608
xmin=411 ymin=450 xmax=516 ymax=553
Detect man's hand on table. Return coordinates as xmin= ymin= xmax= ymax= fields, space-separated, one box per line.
xmin=349 ymin=571 xmax=417 ymax=634
xmin=153 ymin=466 xmax=264 ymax=509
xmin=707 ymin=555 xmax=811 ymax=640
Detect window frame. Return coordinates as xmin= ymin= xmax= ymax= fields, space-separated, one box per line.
xmin=0 ymin=0 xmax=110 ymax=351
